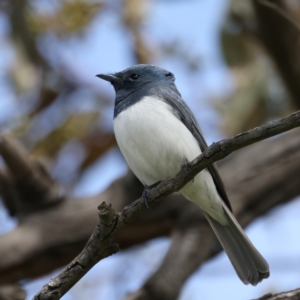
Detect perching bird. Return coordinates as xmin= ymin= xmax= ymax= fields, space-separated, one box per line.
xmin=97 ymin=64 xmax=269 ymax=285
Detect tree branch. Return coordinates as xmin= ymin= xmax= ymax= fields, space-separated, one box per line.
xmin=0 ymin=135 xmax=62 ymax=216
xmin=257 ymin=0 xmax=300 ymax=34
xmin=123 ymin=128 xmax=300 ymax=300
xmin=34 ymin=110 xmax=300 ymax=299
xmin=255 ymin=288 xmax=300 ymax=300
xmin=253 ymin=0 xmax=300 ymax=108
xmin=0 ymin=284 xmax=26 ymax=300
xmin=123 ymin=211 xmax=216 ymax=300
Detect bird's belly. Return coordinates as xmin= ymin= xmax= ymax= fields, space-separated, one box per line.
xmin=113 ymin=96 xmax=201 ymax=185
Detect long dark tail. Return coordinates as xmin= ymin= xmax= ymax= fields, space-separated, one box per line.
xmin=205 ymin=202 xmax=269 ymax=285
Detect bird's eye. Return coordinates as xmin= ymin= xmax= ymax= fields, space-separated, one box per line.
xmin=165 ymin=72 xmax=173 ymax=77
xmin=129 ymin=74 xmax=140 ymax=81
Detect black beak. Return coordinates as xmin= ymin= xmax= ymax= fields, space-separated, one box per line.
xmin=96 ymin=73 xmax=120 ymax=83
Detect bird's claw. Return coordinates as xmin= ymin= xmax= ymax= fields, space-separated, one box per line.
xmin=140 ymin=181 xmax=161 ymax=209
xmin=141 ymin=188 xmax=150 ymax=209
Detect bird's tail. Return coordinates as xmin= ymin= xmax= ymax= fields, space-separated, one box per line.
xmin=204 ymin=202 xmax=270 ymax=285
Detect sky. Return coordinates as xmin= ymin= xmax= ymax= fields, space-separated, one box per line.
xmin=1 ymin=0 xmax=300 ymax=299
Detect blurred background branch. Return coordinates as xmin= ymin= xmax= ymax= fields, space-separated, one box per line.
xmin=1 ymin=0 xmax=300 ymax=299
xmin=33 ymin=110 xmax=300 ymax=299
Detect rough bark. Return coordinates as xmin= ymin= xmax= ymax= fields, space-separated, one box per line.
xmin=0 ymin=114 xmax=299 ymax=298
xmin=123 ymin=128 xmax=300 ymax=300
xmin=1 ymin=1 xmax=300 ymax=300
xmin=255 ymin=288 xmax=300 ymax=300
xmin=32 ymin=111 xmax=300 ymax=299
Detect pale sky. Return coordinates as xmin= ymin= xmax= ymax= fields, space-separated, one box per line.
xmin=1 ymin=1 xmax=300 ymax=299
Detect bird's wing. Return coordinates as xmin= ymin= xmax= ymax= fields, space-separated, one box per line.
xmin=153 ymin=84 xmax=232 ymax=211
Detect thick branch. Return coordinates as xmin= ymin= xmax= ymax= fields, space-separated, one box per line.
xmin=123 ymin=207 xmax=215 ymax=300
xmin=0 ymin=284 xmax=26 ymax=300
xmin=34 ymin=110 xmax=300 ymax=299
xmin=256 ymin=288 xmax=300 ymax=300
xmin=34 ymin=203 xmax=120 ymax=299
xmin=122 ymin=129 xmax=300 ymax=300
xmin=0 ymin=135 xmax=62 ymax=216
xmin=253 ymin=0 xmax=300 ymax=108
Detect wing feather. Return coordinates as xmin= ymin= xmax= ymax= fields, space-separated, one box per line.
xmin=152 ymin=84 xmax=232 ymax=211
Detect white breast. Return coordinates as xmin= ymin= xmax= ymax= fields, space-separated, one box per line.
xmin=113 ymin=96 xmax=201 ymax=186
xmin=114 ymin=95 xmax=226 ymax=222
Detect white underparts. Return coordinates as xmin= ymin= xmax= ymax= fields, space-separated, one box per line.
xmin=113 ymin=96 xmax=228 ymax=225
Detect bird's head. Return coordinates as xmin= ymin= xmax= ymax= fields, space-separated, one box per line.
xmin=96 ymin=64 xmax=175 ymax=93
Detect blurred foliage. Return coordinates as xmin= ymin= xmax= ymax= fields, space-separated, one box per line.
xmin=0 ymin=0 xmax=157 ymax=189
xmin=218 ymin=0 xmax=293 ymax=136
xmin=31 ymin=111 xmax=99 ymax=157
xmin=1 ymin=1 xmax=300 ymax=298
xmin=122 ymin=0 xmax=153 ymax=64
xmin=0 ymin=0 xmax=298 ymax=189
xmin=0 ymin=0 xmax=121 ymax=186
xmin=27 ymin=1 xmax=104 ymax=37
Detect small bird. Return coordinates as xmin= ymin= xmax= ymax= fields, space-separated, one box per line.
xmin=97 ymin=64 xmax=269 ymax=285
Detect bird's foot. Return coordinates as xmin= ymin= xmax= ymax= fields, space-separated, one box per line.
xmin=141 ymin=181 xmax=161 ymax=209
xmin=141 ymin=188 xmax=150 ymax=209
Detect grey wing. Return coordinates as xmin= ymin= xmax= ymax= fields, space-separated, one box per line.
xmin=155 ymin=85 xmax=232 ymax=211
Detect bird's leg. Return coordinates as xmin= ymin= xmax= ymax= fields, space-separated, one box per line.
xmin=141 ymin=181 xmax=161 ymax=209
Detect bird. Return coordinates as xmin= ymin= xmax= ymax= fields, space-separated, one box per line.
xmin=96 ymin=64 xmax=269 ymax=285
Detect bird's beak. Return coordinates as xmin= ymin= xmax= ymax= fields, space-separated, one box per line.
xmin=96 ymin=73 xmax=120 ymax=83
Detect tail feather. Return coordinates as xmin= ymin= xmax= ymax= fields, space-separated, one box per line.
xmin=205 ymin=202 xmax=269 ymax=285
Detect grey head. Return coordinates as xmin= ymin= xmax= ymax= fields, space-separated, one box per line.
xmin=96 ymin=64 xmax=179 ymax=117
xmin=97 ymin=64 xmax=175 ymax=93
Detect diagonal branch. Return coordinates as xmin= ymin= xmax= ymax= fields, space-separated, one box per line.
xmin=34 ymin=110 xmax=300 ymax=299
xmin=0 ymin=135 xmax=62 ymax=216
xmin=255 ymin=287 xmax=300 ymax=300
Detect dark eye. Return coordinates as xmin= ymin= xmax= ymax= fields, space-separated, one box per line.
xmin=129 ymin=74 xmax=140 ymax=81
xmin=165 ymin=72 xmax=173 ymax=77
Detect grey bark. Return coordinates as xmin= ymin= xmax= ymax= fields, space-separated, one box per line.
xmin=32 ymin=110 xmax=300 ymax=299
xmin=0 ymin=113 xmax=299 ymax=299
xmin=255 ymin=288 xmax=300 ymax=300
xmin=124 ymin=128 xmax=300 ymax=300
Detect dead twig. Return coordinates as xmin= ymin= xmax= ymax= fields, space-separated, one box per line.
xmin=34 ymin=110 xmax=300 ymax=299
